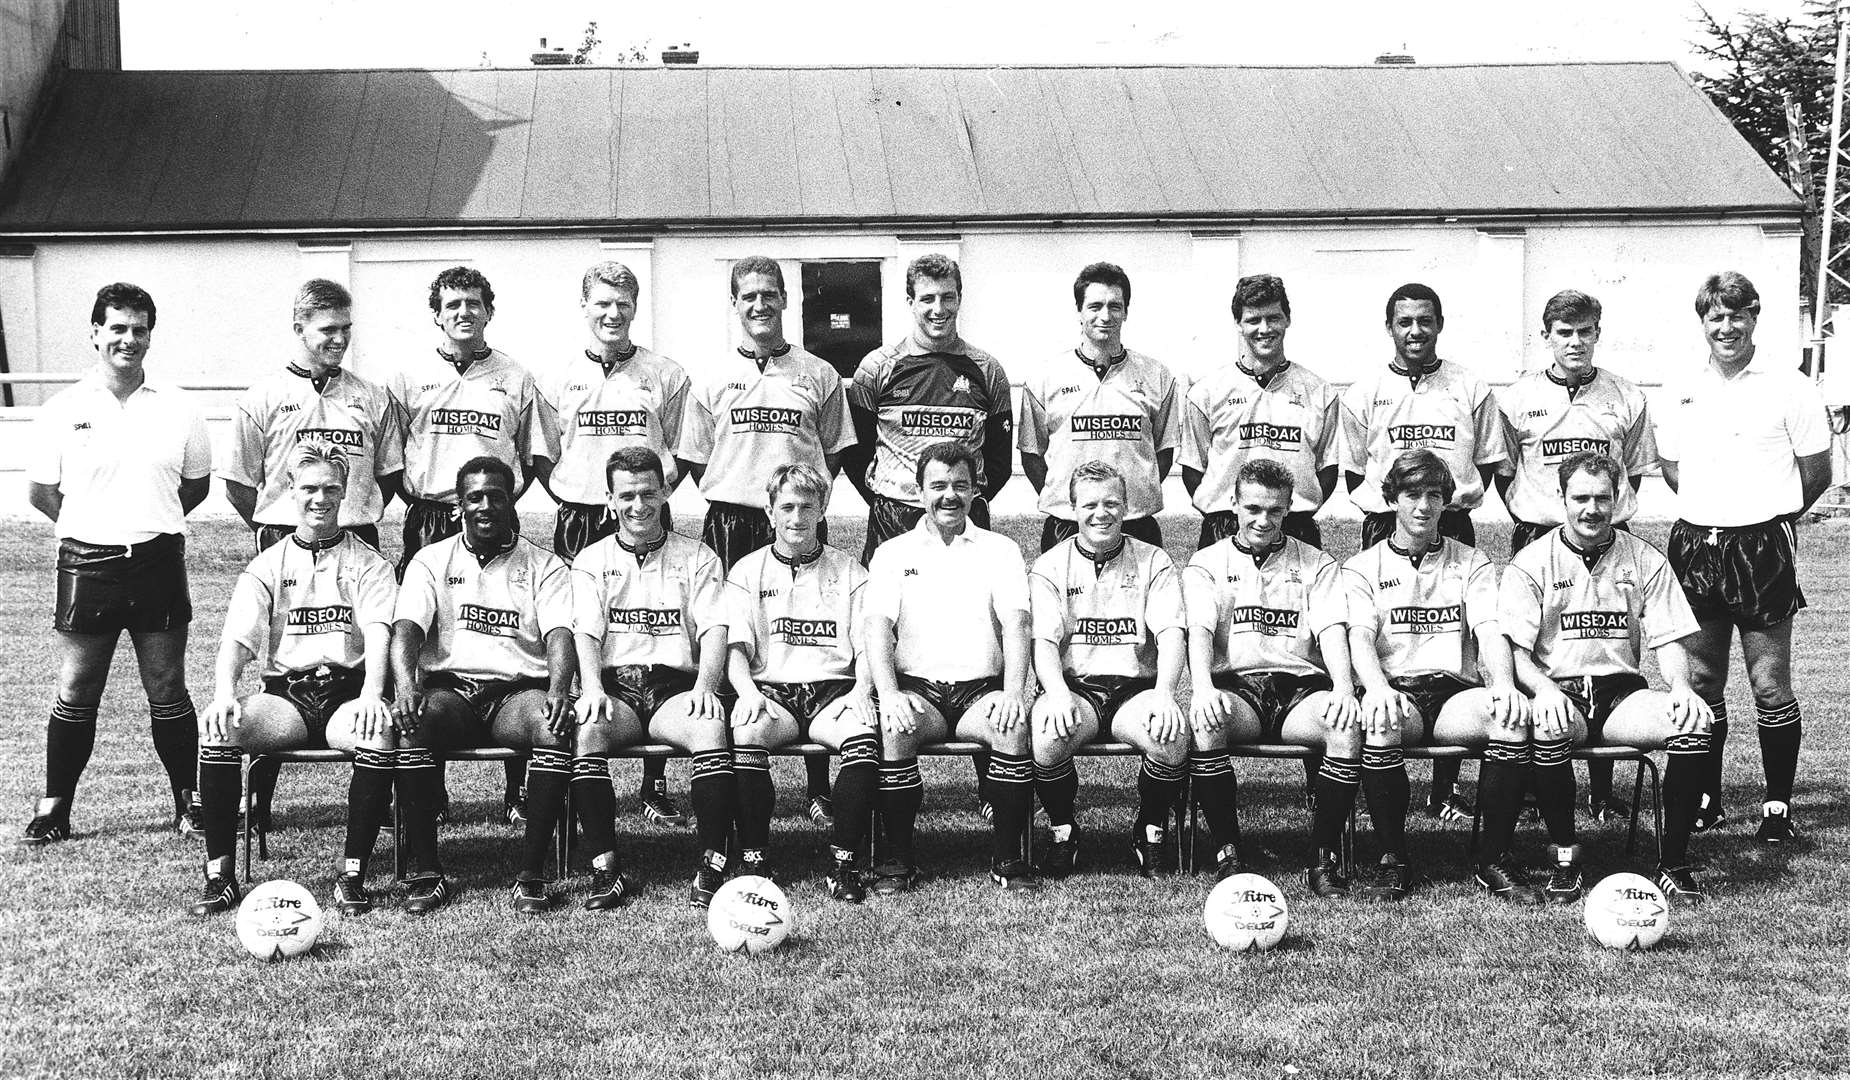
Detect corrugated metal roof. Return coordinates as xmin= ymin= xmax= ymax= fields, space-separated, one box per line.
xmin=0 ymin=62 xmax=1798 ymax=233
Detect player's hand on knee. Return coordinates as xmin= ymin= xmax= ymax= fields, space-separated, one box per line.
xmin=392 ymin=690 xmax=425 ymax=737
xmin=575 ymin=690 xmax=613 ymax=729
xmin=1487 ymin=683 xmax=1528 ymax=733
xmin=1360 ymin=689 xmax=1403 ymax=737
xmin=1322 ymin=690 xmax=1361 ymax=732
xmin=850 ymin=682 xmax=879 ymax=729
xmin=353 ymin=693 xmax=392 ymax=741
xmin=1191 ymin=687 xmax=1233 ymax=734
xmin=880 ymin=693 xmax=924 ymax=737
xmin=690 ymin=688 xmax=724 ymax=723
xmin=732 ymin=686 xmax=769 ymax=730
xmin=544 ymin=692 xmax=574 ymax=739
xmin=202 ymin=696 xmax=239 ymax=743
xmin=1039 ymin=689 xmax=1080 ymax=740
xmin=987 ymin=692 xmax=1026 ymax=734
xmin=1531 ymin=684 xmax=1573 ymax=740
xmin=1147 ymin=693 xmax=1185 ymax=743
xmin=1667 ymin=686 xmax=1712 ymax=734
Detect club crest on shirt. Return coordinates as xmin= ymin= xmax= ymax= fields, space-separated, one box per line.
xmin=953 ymin=375 xmax=972 ymax=395
xmin=509 ymin=566 xmax=529 ymax=587
xmin=1614 ymin=568 xmax=1636 ymax=591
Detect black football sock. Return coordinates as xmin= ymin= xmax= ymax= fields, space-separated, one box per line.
xmin=1662 ymin=731 xmax=1710 ymax=866
xmin=877 ymin=758 xmax=923 ymax=866
xmin=1477 ymin=740 xmax=1531 ymax=859
xmin=196 ymin=744 xmax=243 ymax=863
xmin=44 ymin=699 xmax=99 ymax=803
xmin=732 ymin=745 xmax=773 ymax=851
xmin=246 ymin=756 xmax=283 ymax=823
xmin=1757 ymin=700 xmax=1801 ymax=805
xmin=986 ymin=751 xmax=1033 ymax=866
xmin=341 ymin=747 xmax=395 ymax=874
xmin=504 ymin=756 xmax=527 ymax=805
xmin=1530 ymin=739 xmax=1577 ymax=848
xmin=517 ymin=748 xmax=571 ymax=880
xmin=640 ymin=754 xmax=666 ymax=790
xmin=1428 ymin=756 xmax=1461 ymax=809
xmin=1312 ymin=755 xmax=1361 ymax=853
xmin=1586 ymin=757 xmax=1615 ymax=805
xmin=1190 ymin=751 xmax=1240 ymax=850
xmin=572 ymin=755 xmax=619 ymax=864
xmin=805 ymin=752 xmax=832 ymax=800
xmin=1135 ymin=756 xmax=1186 ymax=831
xmin=973 ymin=751 xmax=991 ymax=804
xmin=831 ymin=733 xmax=879 ymax=855
xmin=1701 ymin=699 xmax=1728 ymax=803
xmin=149 ymin=697 xmax=199 ymax=804
xmin=394 ymin=747 xmax=443 ymax=878
xmin=1359 ymin=745 xmax=1409 ymax=857
xmin=1033 ymin=757 xmax=1079 ymax=830
xmin=689 ymin=749 xmax=736 ymax=855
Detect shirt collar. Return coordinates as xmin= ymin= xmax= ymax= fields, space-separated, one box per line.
xmin=1074 ymin=535 xmax=1126 ymax=574
xmin=1389 ymin=356 xmax=1444 ymax=379
xmin=1387 ymin=535 xmax=1443 ymax=566
xmin=460 ymin=532 xmax=518 ymax=566
xmin=1075 ymin=347 xmax=1127 ymax=379
xmin=290 ymin=529 xmax=347 ymax=554
xmin=287 ymin=363 xmax=341 ymax=393
xmin=1557 ymin=528 xmax=1615 ymax=569
xmin=1231 ymin=536 xmax=1286 ymax=566
xmin=1237 ymin=358 xmax=1291 ymax=388
xmin=439 ymin=344 xmax=494 ymax=375
xmin=899 ymin=334 xmax=971 ymax=358
xmin=617 ymin=530 xmax=668 ymax=564
xmin=739 ymin=343 xmax=793 ymax=368
xmin=771 ymin=541 xmax=825 ymax=568
xmin=588 ymin=343 xmax=639 ymax=377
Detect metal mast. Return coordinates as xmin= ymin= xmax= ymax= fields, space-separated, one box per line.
xmin=1812 ymin=2 xmax=1850 ymax=363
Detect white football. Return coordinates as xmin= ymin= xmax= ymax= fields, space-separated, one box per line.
xmin=1583 ymin=872 xmax=1670 ymax=951
xmin=236 ymin=880 xmax=323 ymax=961
xmin=1204 ymin=872 xmax=1290 ymax=952
xmin=707 ymin=875 xmax=793 ymax=954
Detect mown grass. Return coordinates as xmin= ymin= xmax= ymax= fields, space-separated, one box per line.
xmin=2 ymin=514 xmax=1847 ymax=1079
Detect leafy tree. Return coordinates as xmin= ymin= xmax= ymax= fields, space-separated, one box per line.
xmin=570 ymin=21 xmax=652 ymax=65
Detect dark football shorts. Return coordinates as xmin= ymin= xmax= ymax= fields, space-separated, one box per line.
xmin=1362 ymin=508 xmax=1474 ymax=549
xmin=1199 ymin=510 xmax=1321 ymax=550
xmin=54 ymin=532 xmax=191 ymax=635
xmin=863 ymin=493 xmax=990 ymax=565
xmin=261 ymin=664 xmax=366 ymax=747
xmin=256 ymin=523 xmax=380 ymax=554
xmin=423 ymin=671 xmax=551 ymax=742
xmin=895 ymin=673 xmax=1004 ymax=730
xmin=399 ymin=498 xmax=461 ymax=578
xmin=1668 ymin=518 xmax=1804 ymax=631
xmin=1387 ymin=671 xmax=1479 ymax=741
xmin=600 ymin=664 xmax=699 ymax=728
xmin=1055 ymin=673 xmax=1157 ymax=738
xmin=1554 ymin=672 xmax=1649 ymax=741
xmin=1210 ymin=669 xmax=1334 ymax=739
xmin=1040 ymin=516 xmax=1160 ymax=554
xmin=702 ymin=501 xmax=830 ymax=570
xmin=1508 ymin=520 xmax=1628 ymax=558
xmin=758 ymin=679 xmax=858 ymax=733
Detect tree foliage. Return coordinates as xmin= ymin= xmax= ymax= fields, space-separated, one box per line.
xmin=571 ymin=20 xmax=652 ymax=65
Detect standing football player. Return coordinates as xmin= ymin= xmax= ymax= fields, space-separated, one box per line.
xmin=678 ymin=255 xmax=855 ymax=821
xmin=1338 ymin=282 xmax=1509 ymax=822
xmin=863 ymin=442 xmax=1037 ymax=892
xmin=1659 ymin=272 xmax=1830 ymax=845
xmin=391 ymin=456 xmax=580 ymax=915
xmin=1500 ymin=451 xmax=1714 ymax=903
xmin=1496 ymin=289 xmax=1659 ymax=825
xmin=1028 ymin=461 xmax=1189 ymax=877
xmin=1184 ymin=459 xmax=1360 ymax=888
xmin=1017 ymin=262 xmax=1181 ymax=552
xmin=723 ymin=463 xmax=879 ymax=901
xmin=1180 ymin=274 xmax=1340 ymax=548
xmin=571 ymin=447 xmax=736 ymax=908
xmin=540 ymin=260 xmax=691 ymax=830
xmin=190 ymin=440 xmax=397 ymax=916
xmin=24 ymin=283 xmax=212 ymax=844
xmin=844 ymin=254 xmax=1014 ymax=565
xmin=1343 ymin=450 xmax=1530 ymax=902
xmin=218 ymin=277 xmax=405 ymax=835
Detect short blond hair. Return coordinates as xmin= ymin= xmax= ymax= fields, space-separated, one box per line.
xmin=289 ymin=436 xmax=351 ymax=485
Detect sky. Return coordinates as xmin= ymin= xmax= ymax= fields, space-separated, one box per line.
xmin=120 ymin=0 xmax=1778 ymax=72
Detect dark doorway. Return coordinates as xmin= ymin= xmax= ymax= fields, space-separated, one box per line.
xmin=801 ymin=261 xmax=883 ymax=378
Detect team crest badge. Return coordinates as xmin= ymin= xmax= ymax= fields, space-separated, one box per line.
xmin=1288 ymin=393 xmax=1305 ymax=409
xmin=953 ymin=375 xmax=972 ymax=395
xmin=1615 ymin=568 xmax=1636 ymax=591
xmin=510 ymin=567 xmax=529 ymax=586
xmin=1286 ymin=569 xmax=1302 ymax=584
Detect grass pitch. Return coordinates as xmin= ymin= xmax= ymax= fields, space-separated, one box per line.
xmin=3 ymin=513 xmax=1848 ymax=1079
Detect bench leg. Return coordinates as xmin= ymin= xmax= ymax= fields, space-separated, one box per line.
xmin=241 ymin=756 xmax=256 ymax=884
xmin=1629 ymin=755 xmax=1662 ymax=862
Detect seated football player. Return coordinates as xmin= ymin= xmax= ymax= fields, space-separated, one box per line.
xmin=572 ymin=446 xmax=735 ymax=908
xmin=1343 ymin=450 xmax=1531 ymax=902
xmin=190 ymin=439 xmax=397 ymax=917
xmin=1184 ymin=458 xmax=1361 ymax=888
xmin=864 ymin=441 xmax=1037 ymax=893
xmin=724 ymin=462 xmax=880 ymax=901
xmin=391 ymin=455 xmax=579 ymax=916
xmin=1028 ymin=460 xmax=1189 ymax=877
xmin=1499 ymin=450 xmax=1714 ymax=904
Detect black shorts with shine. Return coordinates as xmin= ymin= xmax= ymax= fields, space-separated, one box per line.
xmin=261 ymin=664 xmax=366 ymax=746
xmin=1040 ymin=515 xmax=1161 ymax=553
xmin=1199 ymin=510 xmax=1321 ymax=550
xmin=399 ymin=498 xmax=461 ymax=578
xmin=863 ymin=493 xmax=991 ymax=565
xmin=1668 ymin=518 xmax=1804 ymax=631
xmin=759 ymin=678 xmax=858 ymax=732
xmin=600 ymin=664 xmax=698 ymax=727
xmin=1058 ymin=673 xmax=1157 ymax=738
xmin=896 ymin=673 xmax=1004 ymax=729
xmin=1387 ymin=671 xmax=1478 ymax=740
xmin=1554 ymin=672 xmax=1648 ymax=740
xmin=54 ymin=532 xmax=192 ymax=635
xmin=703 ymin=501 xmax=830 ymax=571
xmin=424 ymin=671 xmax=550 ymax=741
xmin=1211 ymin=669 xmax=1334 ymax=739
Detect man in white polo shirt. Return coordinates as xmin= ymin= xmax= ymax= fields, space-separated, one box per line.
xmin=1180 ymin=273 xmax=1340 ymax=549
xmin=864 ymin=441 xmax=1036 ymax=893
xmin=1659 ymin=271 xmax=1830 ymax=845
xmin=1017 ymin=261 xmax=1181 ymax=552
xmin=24 ymin=283 xmax=213 ymax=844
